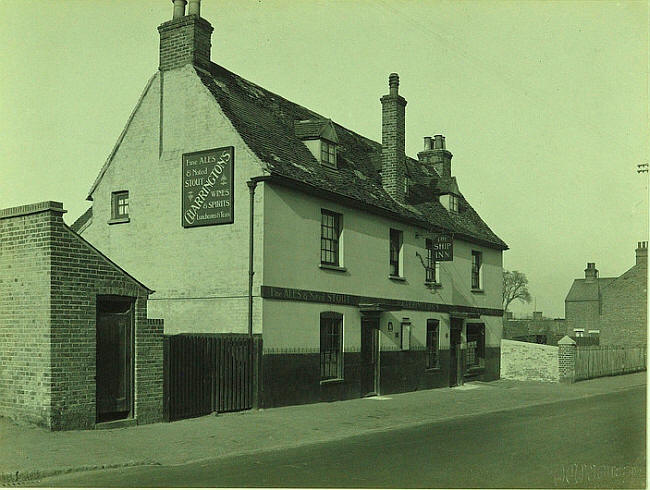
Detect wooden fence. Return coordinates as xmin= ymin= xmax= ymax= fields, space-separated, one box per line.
xmin=574 ymin=345 xmax=647 ymax=381
xmin=163 ymin=334 xmax=262 ymax=422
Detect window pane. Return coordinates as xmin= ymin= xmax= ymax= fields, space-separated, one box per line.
xmin=426 ymin=319 xmax=439 ymax=369
xmin=320 ymin=315 xmax=342 ymax=379
xmin=466 ymin=323 xmax=485 ymax=368
xmin=321 ymin=210 xmax=341 ymax=266
xmin=112 ymin=191 xmax=129 ymax=219
xmin=390 ymin=229 xmax=401 ymax=275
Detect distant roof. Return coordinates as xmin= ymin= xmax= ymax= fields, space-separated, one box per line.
xmin=600 ymin=260 xmax=647 ymax=292
xmin=197 ymin=63 xmax=507 ymax=250
xmin=565 ymin=277 xmax=616 ymax=302
xmin=70 ymin=206 xmax=92 ymax=233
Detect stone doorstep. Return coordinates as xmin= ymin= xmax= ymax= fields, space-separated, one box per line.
xmin=95 ymin=418 xmax=138 ymax=430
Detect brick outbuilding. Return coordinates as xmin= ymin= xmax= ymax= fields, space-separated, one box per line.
xmin=0 ymin=201 xmax=163 ymax=430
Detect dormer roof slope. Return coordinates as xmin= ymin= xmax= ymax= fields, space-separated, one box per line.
xmin=197 ymin=63 xmax=507 ymax=250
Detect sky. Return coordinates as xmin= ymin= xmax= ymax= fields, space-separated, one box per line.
xmin=1 ymin=0 xmax=647 ymax=318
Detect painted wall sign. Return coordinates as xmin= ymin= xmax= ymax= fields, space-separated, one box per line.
xmin=430 ymin=234 xmax=453 ymax=261
xmin=260 ymin=285 xmax=503 ymax=317
xmin=182 ymin=146 xmax=234 ymax=227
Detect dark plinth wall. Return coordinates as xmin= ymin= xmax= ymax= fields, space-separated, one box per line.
xmin=259 ymin=347 xmax=500 ymax=409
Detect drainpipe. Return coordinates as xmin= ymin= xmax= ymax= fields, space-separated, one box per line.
xmin=246 ymin=176 xmax=271 ymax=337
xmin=247 ymin=175 xmax=270 ymax=410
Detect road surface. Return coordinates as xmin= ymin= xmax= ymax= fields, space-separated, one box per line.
xmin=38 ymin=386 xmax=645 ymax=488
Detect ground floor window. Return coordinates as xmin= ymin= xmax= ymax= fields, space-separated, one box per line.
xmin=426 ymin=319 xmax=439 ymax=369
xmin=466 ymin=323 xmax=485 ymax=368
xmin=320 ymin=312 xmax=343 ymax=380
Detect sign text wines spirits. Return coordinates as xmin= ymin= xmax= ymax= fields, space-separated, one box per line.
xmin=182 ymin=147 xmax=234 ymax=227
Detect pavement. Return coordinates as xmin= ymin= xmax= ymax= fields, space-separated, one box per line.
xmin=0 ymin=372 xmax=646 ymax=485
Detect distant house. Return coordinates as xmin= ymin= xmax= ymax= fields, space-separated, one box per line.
xmin=564 ymin=242 xmax=647 ymax=346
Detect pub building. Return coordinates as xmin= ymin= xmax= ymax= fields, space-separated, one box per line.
xmin=73 ymin=0 xmax=508 ymax=411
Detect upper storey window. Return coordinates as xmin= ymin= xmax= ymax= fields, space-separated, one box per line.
xmin=449 ymin=194 xmax=459 ymax=213
xmin=321 ymin=140 xmax=337 ymax=168
xmin=109 ymin=190 xmax=129 ymax=224
xmin=295 ymin=119 xmax=339 ymax=169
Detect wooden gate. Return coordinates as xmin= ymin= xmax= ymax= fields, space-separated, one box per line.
xmin=164 ymin=334 xmax=262 ymax=421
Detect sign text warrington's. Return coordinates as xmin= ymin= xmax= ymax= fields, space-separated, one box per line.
xmin=182 ymin=147 xmax=234 ymax=227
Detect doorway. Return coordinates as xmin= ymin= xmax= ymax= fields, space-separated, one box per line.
xmin=360 ymin=318 xmax=379 ymax=397
xmin=449 ymin=317 xmax=463 ymax=387
xmin=96 ymin=296 xmax=134 ymax=423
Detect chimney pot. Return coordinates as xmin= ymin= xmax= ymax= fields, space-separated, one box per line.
xmin=188 ymin=0 xmax=201 ymax=16
xmin=172 ymin=0 xmax=187 ymax=19
xmin=636 ymin=241 xmax=648 ymax=265
xmin=389 ymin=73 xmax=399 ymax=96
xmin=423 ymin=136 xmax=433 ymax=151
xmin=159 ymin=5 xmax=213 ymax=71
xmin=584 ymin=262 xmax=598 ymax=281
xmin=433 ymin=134 xmax=445 ymax=150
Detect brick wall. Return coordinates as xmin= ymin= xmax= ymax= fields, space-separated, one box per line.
xmin=0 ymin=202 xmax=163 ymax=430
xmin=380 ymin=74 xmax=407 ymax=202
xmin=503 ymin=318 xmax=566 ymax=344
xmin=0 ymin=203 xmax=55 ymax=427
xmin=565 ymin=300 xmax=600 ymax=336
xmin=500 ymin=339 xmax=559 ymax=382
xmin=158 ymin=16 xmax=213 ymax=71
xmin=599 ymin=262 xmax=647 ymax=347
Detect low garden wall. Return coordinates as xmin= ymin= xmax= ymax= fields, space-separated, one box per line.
xmin=500 ymin=339 xmax=559 ymax=382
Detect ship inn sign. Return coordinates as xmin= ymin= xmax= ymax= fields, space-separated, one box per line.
xmin=430 ymin=234 xmax=453 ymax=261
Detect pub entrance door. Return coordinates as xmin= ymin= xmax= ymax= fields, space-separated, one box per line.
xmin=360 ymin=318 xmax=379 ymax=397
xmin=96 ymin=297 xmax=134 ymax=423
xmin=449 ymin=318 xmax=463 ymax=387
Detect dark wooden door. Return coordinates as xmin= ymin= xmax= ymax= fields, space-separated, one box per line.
xmin=96 ymin=298 xmax=133 ymax=422
xmin=360 ymin=319 xmax=379 ymax=397
xmin=449 ymin=319 xmax=463 ymax=387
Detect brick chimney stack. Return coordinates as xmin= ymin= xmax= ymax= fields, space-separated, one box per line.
xmin=380 ymin=73 xmax=407 ymax=202
xmin=158 ymin=0 xmax=213 ymax=72
xmin=418 ymin=134 xmax=453 ymax=178
xmin=636 ymin=241 xmax=647 ymax=265
xmin=584 ymin=262 xmax=598 ymax=282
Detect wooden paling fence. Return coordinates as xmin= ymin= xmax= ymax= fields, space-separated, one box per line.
xmin=163 ymin=334 xmax=262 ymax=422
xmin=575 ymin=345 xmax=646 ymax=381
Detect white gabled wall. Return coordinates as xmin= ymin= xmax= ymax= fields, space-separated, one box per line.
xmin=81 ymin=65 xmax=266 ymax=334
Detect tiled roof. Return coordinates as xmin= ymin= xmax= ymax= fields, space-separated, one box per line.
xmin=197 ymin=63 xmax=508 ymax=250
xmin=565 ymin=277 xmax=616 ymax=302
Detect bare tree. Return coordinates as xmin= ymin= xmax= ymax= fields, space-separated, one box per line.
xmin=503 ymin=270 xmax=532 ymax=311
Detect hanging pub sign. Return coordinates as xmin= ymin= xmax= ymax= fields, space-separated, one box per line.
xmin=182 ymin=146 xmax=234 ymax=228
xmin=430 ymin=233 xmax=453 ymax=261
